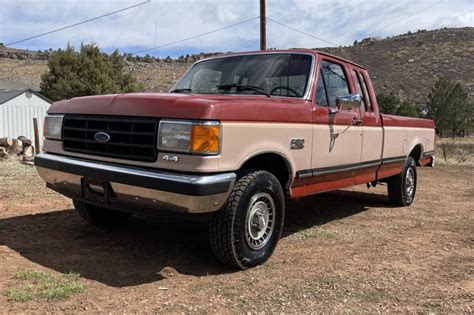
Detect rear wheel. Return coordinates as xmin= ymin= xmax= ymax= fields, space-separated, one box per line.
xmin=387 ymin=157 xmax=417 ymax=206
xmin=209 ymin=170 xmax=285 ymax=269
xmin=73 ymin=199 xmax=131 ymax=226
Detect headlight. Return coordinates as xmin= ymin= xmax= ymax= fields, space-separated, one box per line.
xmin=158 ymin=120 xmax=192 ymax=153
xmin=43 ymin=115 xmax=64 ymax=140
xmin=158 ymin=120 xmax=220 ymax=155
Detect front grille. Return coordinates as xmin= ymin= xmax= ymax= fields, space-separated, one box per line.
xmin=63 ymin=115 xmax=159 ymax=162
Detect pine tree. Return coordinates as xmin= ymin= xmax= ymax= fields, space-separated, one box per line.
xmin=377 ymin=94 xmax=399 ymax=115
xmin=426 ymin=77 xmax=474 ymax=137
xmin=396 ymin=101 xmax=419 ymax=117
xmin=377 ymin=94 xmax=419 ymax=117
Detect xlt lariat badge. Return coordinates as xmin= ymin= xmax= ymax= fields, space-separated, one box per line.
xmin=162 ymin=154 xmax=179 ymax=162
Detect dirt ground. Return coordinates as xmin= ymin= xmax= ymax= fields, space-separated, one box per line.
xmin=0 ymin=162 xmax=472 ymax=313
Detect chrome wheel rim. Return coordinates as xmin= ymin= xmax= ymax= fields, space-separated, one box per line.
xmin=245 ymin=192 xmax=275 ymax=250
xmin=405 ymin=167 xmax=415 ymax=202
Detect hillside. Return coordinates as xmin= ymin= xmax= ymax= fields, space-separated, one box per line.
xmin=0 ymin=27 xmax=473 ymax=104
xmin=319 ymin=27 xmax=474 ymax=103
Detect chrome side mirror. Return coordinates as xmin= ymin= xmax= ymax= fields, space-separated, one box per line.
xmin=336 ymin=93 xmax=362 ymax=111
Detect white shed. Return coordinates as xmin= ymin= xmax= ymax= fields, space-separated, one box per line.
xmin=0 ymin=89 xmax=52 ymax=147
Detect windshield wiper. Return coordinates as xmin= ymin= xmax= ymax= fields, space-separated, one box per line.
xmin=170 ymin=88 xmax=192 ymax=93
xmin=216 ymin=84 xmax=270 ymax=98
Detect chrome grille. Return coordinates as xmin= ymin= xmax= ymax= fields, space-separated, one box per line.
xmin=62 ymin=115 xmax=158 ymax=162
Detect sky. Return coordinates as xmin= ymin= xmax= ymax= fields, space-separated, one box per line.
xmin=0 ymin=0 xmax=473 ymax=58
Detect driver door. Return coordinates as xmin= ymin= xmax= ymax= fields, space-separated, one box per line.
xmin=308 ymin=58 xmax=363 ymax=194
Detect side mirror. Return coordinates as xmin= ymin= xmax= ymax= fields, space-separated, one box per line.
xmin=336 ymin=93 xmax=362 ymax=111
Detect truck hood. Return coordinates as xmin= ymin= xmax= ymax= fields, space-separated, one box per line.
xmin=47 ymin=93 xmax=312 ymax=123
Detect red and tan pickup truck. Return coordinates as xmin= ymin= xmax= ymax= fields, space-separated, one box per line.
xmin=36 ymin=50 xmax=435 ymax=269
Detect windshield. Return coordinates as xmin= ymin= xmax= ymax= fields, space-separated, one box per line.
xmin=172 ymin=53 xmax=313 ymax=98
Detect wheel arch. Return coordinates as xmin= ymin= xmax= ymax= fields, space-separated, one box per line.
xmin=408 ymin=143 xmax=423 ymax=166
xmin=238 ymin=151 xmax=293 ymax=196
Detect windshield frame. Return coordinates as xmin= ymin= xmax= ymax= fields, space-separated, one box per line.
xmin=169 ymin=52 xmax=315 ymax=100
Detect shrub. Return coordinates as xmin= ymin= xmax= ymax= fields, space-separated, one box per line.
xmin=40 ymin=43 xmax=143 ymax=101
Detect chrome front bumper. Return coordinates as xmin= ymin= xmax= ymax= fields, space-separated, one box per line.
xmin=35 ymin=153 xmax=236 ymax=214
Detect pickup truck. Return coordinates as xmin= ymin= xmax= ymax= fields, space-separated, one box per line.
xmin=35 ymin=50 xmax=435 ymax=269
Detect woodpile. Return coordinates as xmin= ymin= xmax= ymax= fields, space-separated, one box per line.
xmin=0 ymin=136 xmax=35 ymax=165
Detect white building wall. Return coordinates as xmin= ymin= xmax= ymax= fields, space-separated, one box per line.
xmin=0 ymin=92 xmax=51 ymax=147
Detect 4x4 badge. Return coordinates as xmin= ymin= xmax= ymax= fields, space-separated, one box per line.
xmin=162 ymin=154 xmax=179 ymax=162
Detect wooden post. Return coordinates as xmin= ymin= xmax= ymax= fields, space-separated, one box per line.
xmin=260 ymin=0 xmax=266 ymax=50
xmin=33 ymin=118 xmax=40 ymax=154
xmin=442 ymin=144 xmax=447 ymax=162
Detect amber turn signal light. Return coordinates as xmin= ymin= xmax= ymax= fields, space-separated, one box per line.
xmin=191 ymin=124 xmax=220 ymax=154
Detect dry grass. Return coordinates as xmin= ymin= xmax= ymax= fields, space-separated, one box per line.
xmin=0 ymin=162 xmax=472 ymax=312
xmin=435 ymin=136 xmax=474 ymax=165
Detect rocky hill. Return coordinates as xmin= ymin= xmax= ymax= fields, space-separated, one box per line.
xmin=319 ymin=27 xmax=474 ymax=103
xmin=0 ymin=27 xmax=473 ymax=104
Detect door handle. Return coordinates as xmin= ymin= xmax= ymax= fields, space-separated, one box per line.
xmin=352 ymin=117 xmax=362 ymax=126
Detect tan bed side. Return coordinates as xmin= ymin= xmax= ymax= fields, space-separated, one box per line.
xmin=382 ymin=126 xmax=436 ymax=160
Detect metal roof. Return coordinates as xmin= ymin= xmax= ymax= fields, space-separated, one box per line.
xmin=0 ymin=88 xmax=52 ymax=105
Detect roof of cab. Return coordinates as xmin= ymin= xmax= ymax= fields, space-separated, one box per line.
xmin=199 ymin=49 xmax=367 ymax=70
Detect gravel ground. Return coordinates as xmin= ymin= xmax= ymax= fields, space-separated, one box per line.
xmin=0 ymin=162 xmax=472 ymax=313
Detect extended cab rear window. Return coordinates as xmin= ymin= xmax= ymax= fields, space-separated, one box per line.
xmin=360 ymin=73 xmax=373 ymax=111
xmin=172 ymin=53 xmax=313 ymax=98
xmin=352 ymin=70 xmax=367 ymax=110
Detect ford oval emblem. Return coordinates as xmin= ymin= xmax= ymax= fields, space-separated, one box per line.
xmin=94 ymin=132 xmax=111 ymax=143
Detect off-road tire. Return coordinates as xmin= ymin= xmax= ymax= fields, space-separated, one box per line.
xmin=209 ymin=170 xmax=285 ymax=269
xmin=73 ymin=199 xmax=131 ymax=226
xmin=387 ymin=157 xmax=417 ymax=207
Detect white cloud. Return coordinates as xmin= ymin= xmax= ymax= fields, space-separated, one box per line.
xmin=0 ymin=0 xmax=472 ymax=56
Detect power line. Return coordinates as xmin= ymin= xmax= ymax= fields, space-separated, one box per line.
xmin=369 ymin=1 xmax=443 ymax=36
xmin=5 ymin=0 xmax=151 ymax=47
xmin=430 ymin=9 xmax=474 ymax=29
xmin=131 ymin=16 xmax=259 ymax=55
xmin=266 ymin=17 xmax=340 ymax=47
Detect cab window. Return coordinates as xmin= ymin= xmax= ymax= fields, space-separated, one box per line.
xmin=316 ymin=69 xmax=329 ymax=106
xmin=316 ymin=60 xmax=350 ymax=107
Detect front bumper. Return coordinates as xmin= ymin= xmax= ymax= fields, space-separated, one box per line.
xmin=35 ymin=153 xmax=236 ymax=214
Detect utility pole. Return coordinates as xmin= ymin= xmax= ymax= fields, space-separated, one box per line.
xmin=153 ymin=21 xmax=157 ymax=58
xmin=260 ymin=0 xmax=266 ymax=50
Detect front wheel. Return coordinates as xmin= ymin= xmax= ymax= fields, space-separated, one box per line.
xmin=387 ymin=157 xmax=417 ymax=206
xmin=209 ymin=170 xmax=285 ymax=269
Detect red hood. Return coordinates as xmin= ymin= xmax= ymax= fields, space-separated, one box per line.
xmin=48 ymin=93 xmax=312 ymax=123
